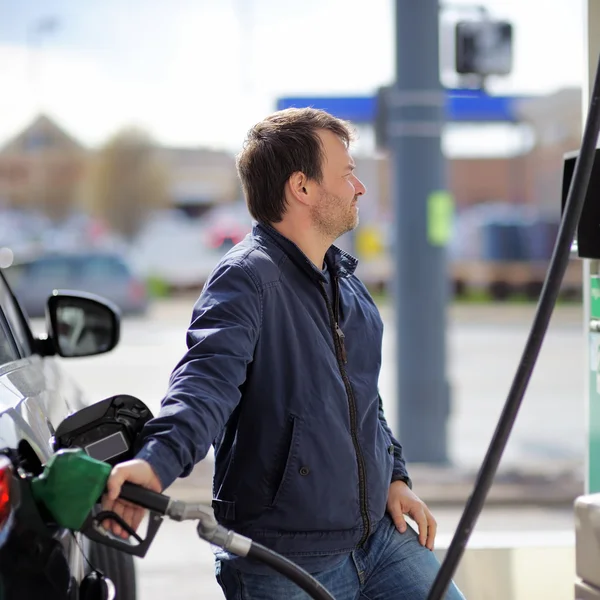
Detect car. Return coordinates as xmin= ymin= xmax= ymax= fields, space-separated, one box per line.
xmin=129 ymin=210 xmax=223 ymax=291
xmin=201 ymin=201 xmax=253 ymax=252
xmin=0 ymin=267 xmax=137 ymax=599
xmin=4 ymin=251 xmax=149 ymax=319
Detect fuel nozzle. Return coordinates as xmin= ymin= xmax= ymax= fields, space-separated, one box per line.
xmin=30 ymin=448 xmax=163 ymax=557
xmin=31 ymin=448 xmax=111 ymax=531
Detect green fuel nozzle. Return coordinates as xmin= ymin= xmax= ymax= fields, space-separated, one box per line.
xmin=31 ymin=448 xmax=111 ymax=531
xmin=29 ymin=448 xmax=165 ymax=557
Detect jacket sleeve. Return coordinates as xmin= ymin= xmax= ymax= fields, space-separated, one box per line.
xmin=135 ymin=261 xmax=261 ymax=489
xmin=378 ymin=394 xmax=412 ymax=489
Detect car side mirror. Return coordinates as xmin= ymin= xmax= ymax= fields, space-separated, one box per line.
xmin=47 ymin=292 xmax=121 ymax=358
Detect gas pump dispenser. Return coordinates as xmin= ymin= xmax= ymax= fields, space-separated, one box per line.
xmin=572 ymin=3 xmax=600 ymax=599
xmin=566 ymin=145 xmax=600 ymax=600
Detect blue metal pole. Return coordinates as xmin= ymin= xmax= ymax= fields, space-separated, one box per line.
xmin=390 ymin=0 xmax=451 ymax=463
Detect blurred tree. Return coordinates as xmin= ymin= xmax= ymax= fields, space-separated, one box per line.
xmin=43 ymin=179 xmax=78 ymax=221
xmin=43 ymin=160 xmax=86 ymax=221
xmin=87 ymin=128 xmax=169 ymax=238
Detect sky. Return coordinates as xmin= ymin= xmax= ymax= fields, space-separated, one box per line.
xmin=0 ymin=0 xmax=586 ymax=153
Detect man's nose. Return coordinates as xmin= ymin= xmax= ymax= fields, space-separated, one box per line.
xmin=353 ymin=176 xmax=367 ymax=197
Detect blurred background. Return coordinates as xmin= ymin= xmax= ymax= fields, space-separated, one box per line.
xmin=0 ymin=0 xmax=592 ymax=598
xmin=0 ymin=0 xmax=585 ymax=303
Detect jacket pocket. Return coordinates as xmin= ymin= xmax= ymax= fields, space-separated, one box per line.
xmin=377 ymin=421 xmax=395 ymax=480
xmin=270 ymin=414 xmax=302 ymax=508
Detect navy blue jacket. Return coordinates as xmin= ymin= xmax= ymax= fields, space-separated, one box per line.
xmin=136 ymin=223 xmax=411 ymax=558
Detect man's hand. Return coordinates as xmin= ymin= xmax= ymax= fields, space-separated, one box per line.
xmin=386 ymin=480 xmax=437 ymax=550
xmin=101 ymin=459 xmax=163 ymax=539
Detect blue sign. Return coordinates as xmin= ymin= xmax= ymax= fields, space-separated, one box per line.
xmin=276 ymin=89 xmax=530 ymax=123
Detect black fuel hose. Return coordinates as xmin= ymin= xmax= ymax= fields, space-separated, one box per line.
xmin=247 ymin=542 xmax=335 ymax=600
xmin=427 ymin=52 xmax=600 ymax=600
xmin=118 ymin=482 xmax=335 ymax=600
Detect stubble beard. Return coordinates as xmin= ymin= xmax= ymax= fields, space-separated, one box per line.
xmin=311 ymin=192 xmax=359 ymax=241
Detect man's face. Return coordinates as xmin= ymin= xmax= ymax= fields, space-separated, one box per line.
xmin=309 ymin=130 xmax=366 ymax=241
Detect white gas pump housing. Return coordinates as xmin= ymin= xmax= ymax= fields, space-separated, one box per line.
xmin=574 ymin=2 xmax=600 ymax=598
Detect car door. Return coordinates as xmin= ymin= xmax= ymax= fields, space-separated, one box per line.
xmin=0 ymin=281 xmax=29 ymax=452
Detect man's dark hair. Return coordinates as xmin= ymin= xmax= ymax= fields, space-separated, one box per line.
xmin=236 ymin=107 xmax=355 ymax=224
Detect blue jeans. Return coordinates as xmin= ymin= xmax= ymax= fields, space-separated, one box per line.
xmin=215 ymin=514 xmax=465 ymax=599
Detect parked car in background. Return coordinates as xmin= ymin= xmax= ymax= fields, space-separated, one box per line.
xmin=202 ymin=201 xmax=253 ymax=252
xmin=129 ymin=208 xmax=224 ymax=291
xmin=4 ymin=251 xmax=149 ymax=319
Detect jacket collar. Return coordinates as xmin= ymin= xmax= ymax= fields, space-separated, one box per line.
xmin=253 ymin=222 xmax=358 ymax=282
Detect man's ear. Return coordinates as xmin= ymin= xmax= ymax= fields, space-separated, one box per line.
xmin=287 ymin=171 xmax=311 ymax=206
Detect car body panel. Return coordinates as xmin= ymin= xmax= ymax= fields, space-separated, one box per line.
xmin=0 ymin=356 xmax=86 ymax=463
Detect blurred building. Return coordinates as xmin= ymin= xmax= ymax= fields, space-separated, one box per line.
xmin=515 ymin=87 xmax=582 ymax=215
xmin=0 ymin=117 xmax=241 ymax=222
xmin=391 ymin=87 xmax=581 ymax=217
xmin=0 ymin=88 xmax=582 ymax=225
xmin=0 ymin=115 xmax=89 ymax=219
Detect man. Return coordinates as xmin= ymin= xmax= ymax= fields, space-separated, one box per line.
xmin=103 ymin=108 xmax=464 ymax=599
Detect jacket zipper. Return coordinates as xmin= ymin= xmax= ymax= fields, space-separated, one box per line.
xmin=320 ymin=276 xmax=371 ymax=546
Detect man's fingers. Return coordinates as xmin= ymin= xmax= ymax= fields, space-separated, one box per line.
xmin=101 ymin=493 xmax=113 ymax=511
xmin=100 ymin=499 xmax=145 ymax=540
xmin=111 ymin=502 xmax=123 ymax=538
xmin=390 ymin=508 xmax=408 ymax=533
xmin=106 ymin=468 xmax=126 ymax=502
xmin=111 ymin=499 xmax=129 ymax=538
xmin=101 ymin=495 xmax=115 ymax=532
xmin=120 ymin=504 xmax=146 ymax=539
xmin=121 ymin=503 xmax=137 ymax=539
xmin=412 ymin=508 xmax=429 ymax=546
xmin=131 ymin=507 xmax=147 ymax=534
xmin=425 ymin=509 xmax=437 ymax=550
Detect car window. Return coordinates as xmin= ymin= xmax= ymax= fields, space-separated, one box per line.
xmin=0 ymin=315 xmax=18 ymax=366
xmin=26 ymin=256 xmax=73 ymax=280
xmin=0 ymin=271 xmax=32 ymax=357
xmin=2 ymin=262 xmax=24 ymax=288
xmin=81 ymin=256 xmax=130 ymax=279
xmin=0 ymin=274 xmax=20 ymax=367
